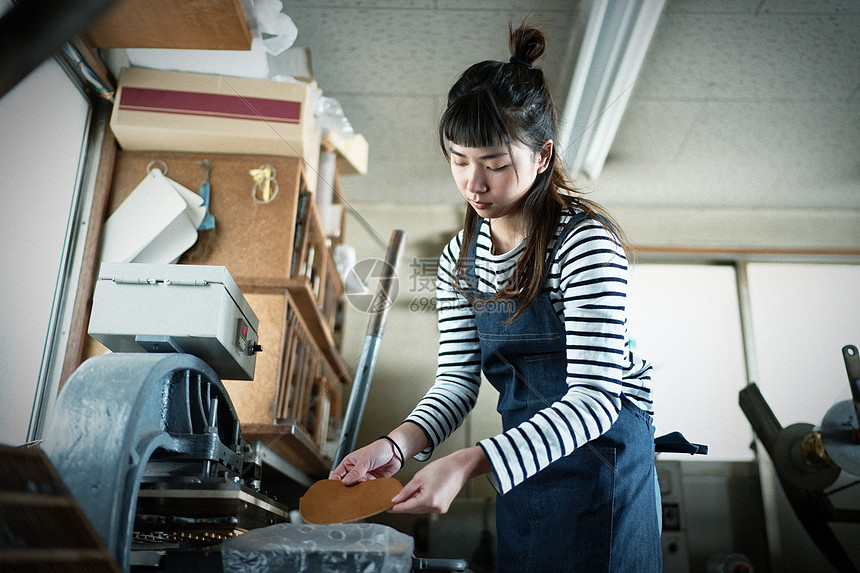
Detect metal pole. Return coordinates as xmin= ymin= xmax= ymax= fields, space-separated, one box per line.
xmin=736 ymin=261 xmax=782 ymax=572
xmin=332 ymin=229 xmax=407 ymax=470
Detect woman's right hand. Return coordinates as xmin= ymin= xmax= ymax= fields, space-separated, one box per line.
xmin=329 ymin=438 xmax=402 ymax=485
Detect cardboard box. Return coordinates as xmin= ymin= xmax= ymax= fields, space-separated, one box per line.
xmin=110 ymin=67 xmax=320 ymax=187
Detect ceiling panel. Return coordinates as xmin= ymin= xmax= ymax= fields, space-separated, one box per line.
xmin=288 ymin=4 xmax=576 ymax=98
xmin=597 ymin=3 xmax=860 ymax=213
xmin=281 ymin=0 xmax=859 ymax=215
xmin=758 ymin=0 xmax=860 ymax=13
xmin=333 ymin=93 xmax=442 ymax=160
xmin=596 ymin=98 xmax=860 ymax=209
xmin=593 ymin=99 xmax=703 ymax=165
xmin=636 ymin=11 xmax=860 ymax=101
xmin=287 ymin=1 xmax=578 ymax=206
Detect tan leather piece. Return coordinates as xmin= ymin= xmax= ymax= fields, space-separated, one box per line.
xmin=299 ymin=477 xmax=403 ymax=524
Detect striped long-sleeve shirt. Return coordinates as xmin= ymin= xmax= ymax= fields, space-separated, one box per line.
xmin=405 ymin=212 xmax=654 ymax=494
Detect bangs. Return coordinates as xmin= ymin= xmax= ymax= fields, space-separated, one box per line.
xmin=439 ymin=84 xmax=509 ymax=156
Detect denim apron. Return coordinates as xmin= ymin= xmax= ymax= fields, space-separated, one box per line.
xmin=467 ymin=215 xmax=662 ymax=573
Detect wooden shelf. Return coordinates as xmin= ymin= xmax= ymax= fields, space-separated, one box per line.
xmin=86 ymin=0 xmax=252 ymax=50
xmin=288 ymin=182 xmax=347 ymax=368
xmin=222 ymin=286 xmax=345 ymax=417
xmin=0 ymin=446 xmax=121 ymax=572
xmin=108 ymin=150 xmax=302 ymax=286
xmin=286 ymin=278 xmax=349 ymax=380
xmin=240 ymin=423 xmax=330 ymax=479
xmin=103 ymin=151 xmax=346 ymax=379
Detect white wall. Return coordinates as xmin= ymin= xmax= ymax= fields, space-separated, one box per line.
xmin=626 ymin=262 xmax=859 ymax=459
xmin=0 ymin=52 xmax=91 ymax=445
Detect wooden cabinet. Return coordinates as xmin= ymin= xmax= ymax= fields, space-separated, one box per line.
xmin=223 ymin=288 xmax=343 ymax=477
xmin=71 ymin=146 xmax=350 ymax=479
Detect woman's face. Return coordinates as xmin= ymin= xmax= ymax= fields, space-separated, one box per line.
xmin=449 ymin=139 xmax=551 ymax=220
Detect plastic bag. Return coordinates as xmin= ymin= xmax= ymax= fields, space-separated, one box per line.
xmin=221 ymin=522 xmax=414 ymax=573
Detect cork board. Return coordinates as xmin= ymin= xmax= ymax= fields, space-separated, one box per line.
xmin=86 ymin=0 xmax=252 ymax=50
xmin=108 ymin=151 xmax=303 ymax=286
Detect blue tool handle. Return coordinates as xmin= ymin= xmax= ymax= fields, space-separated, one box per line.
xmin=198 ymin=181 xmax=216 ymax=230
xmin=199 ymin=181 xmax=211 ymax=206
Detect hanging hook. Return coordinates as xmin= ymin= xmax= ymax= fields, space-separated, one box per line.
xmin=250 ymin=164 xmax=278 ymax=204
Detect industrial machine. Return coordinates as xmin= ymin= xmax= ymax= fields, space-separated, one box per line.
xmin=41 ymin=352 xmax=286 ymax=570
xmin=740 ymin=344 xmax=860 ymax=573
xmin=38 ymin=263 xmax=283 ymax=571
xmin=27 ymin=238 xmax=468 ymax=571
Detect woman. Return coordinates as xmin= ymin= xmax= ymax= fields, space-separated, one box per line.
xmin=331 ymin=22 xmax=662 ymax=572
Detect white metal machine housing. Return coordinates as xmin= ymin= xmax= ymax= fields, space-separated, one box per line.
xmin=88 ymin=263 xmax=260 ymax=380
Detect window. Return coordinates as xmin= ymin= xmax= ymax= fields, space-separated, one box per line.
xmin=747 ymin=263 xmax=860 ymax=429
xmin=626 ymin=261 xmax=859 ymax=462
xmin=0 ymin=56 xmax=91 ymax=445
xmin=627 ymin=263 xmax=751 ymax=460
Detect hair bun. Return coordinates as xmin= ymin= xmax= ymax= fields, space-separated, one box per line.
xmin=509 ymin=22 xmax=547 ymax=67
xmin=509 ymin=56 xmax=533 ymax=68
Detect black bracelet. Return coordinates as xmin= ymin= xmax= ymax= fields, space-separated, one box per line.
xmin=379 ymin=435 xmax=404 ymax=465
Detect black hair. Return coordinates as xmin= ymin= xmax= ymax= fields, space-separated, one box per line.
xmin=439 ymin=22 xmax=626 ymax=320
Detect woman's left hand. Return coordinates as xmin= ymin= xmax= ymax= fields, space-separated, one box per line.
xmin=389 ymin=446 xmax=490 ymax=514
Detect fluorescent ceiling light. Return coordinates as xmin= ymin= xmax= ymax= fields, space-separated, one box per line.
xmin=559 ymin=0 xmax=665 ymax=180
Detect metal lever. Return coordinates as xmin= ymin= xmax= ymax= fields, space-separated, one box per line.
xmin=843 ymin=344 xmax=860 ymax=441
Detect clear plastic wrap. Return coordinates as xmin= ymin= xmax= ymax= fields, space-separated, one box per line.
xmin=315 ymin=96 xmax=354 ymax=137
xmin=221 ymin=522 xmax=414 ymax=573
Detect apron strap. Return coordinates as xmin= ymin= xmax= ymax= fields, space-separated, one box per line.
xmin=654 ymin=431 xmax=709 ymax=455
xmin=542 ymin=211 xmax=588 ymax=281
